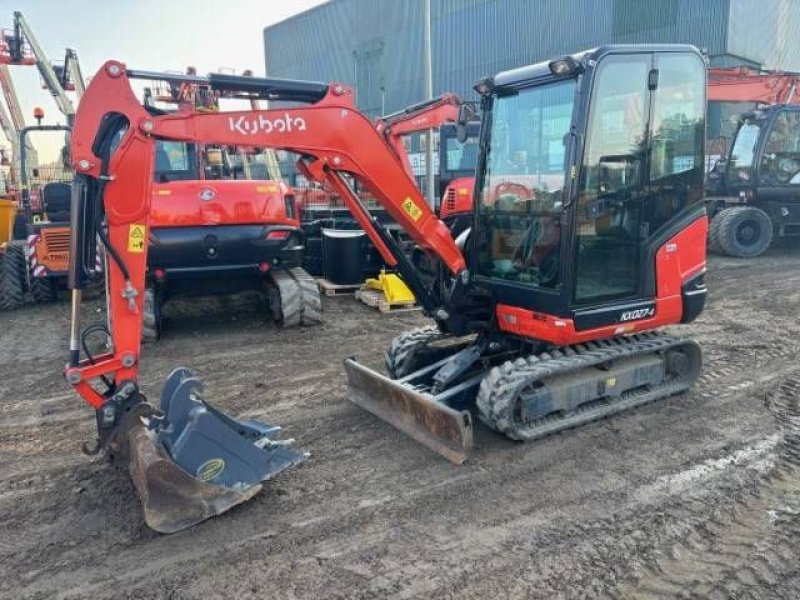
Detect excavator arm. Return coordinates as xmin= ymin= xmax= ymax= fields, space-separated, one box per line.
xmin=708 ymin=66 xmax=800 ymax=105
xmin=375 ymin=93 xmax=466 ymax=180
xmin=65 ymin=61 xmax=466 ymax=532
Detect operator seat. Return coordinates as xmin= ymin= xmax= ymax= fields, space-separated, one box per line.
xmin=42 ymin=182 xmax=72 ymax=223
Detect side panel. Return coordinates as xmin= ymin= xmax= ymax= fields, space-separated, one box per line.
xmin=495 ymin=214 xmax=707 ymax=346
xmin=150 ymin=180 xmax=297 ymax=227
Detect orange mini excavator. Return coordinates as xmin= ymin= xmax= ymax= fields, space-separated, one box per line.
xmin=67 ymin=45 xmax=707 ymax=532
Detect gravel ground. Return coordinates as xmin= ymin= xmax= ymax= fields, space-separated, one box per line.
xmin=1 ymin=243 xmax=799 ymax=599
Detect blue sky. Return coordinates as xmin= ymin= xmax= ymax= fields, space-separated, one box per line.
xmin=1 ymin=0 xmax=327 ymax=161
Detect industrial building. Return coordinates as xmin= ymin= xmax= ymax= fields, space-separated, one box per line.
xmin=264 ymin=0 xmax=800 ymax=144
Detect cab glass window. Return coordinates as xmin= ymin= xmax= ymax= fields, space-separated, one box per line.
xmin=760 ymin=111 xmax=800 ymax=184
xmin=475 ymin=80 xmax=575 ymax=289
xmin=647 ymin=53 xmax=706 ymax=232
xmin=154 ymin=141 xmax=197 ymax=182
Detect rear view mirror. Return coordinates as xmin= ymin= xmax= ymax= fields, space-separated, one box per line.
xmin=456 ymin=103 xmax=475 ymax=143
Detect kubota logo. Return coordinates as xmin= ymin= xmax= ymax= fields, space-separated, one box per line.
xmin=229 ymin=113 xmax=307 ymax=136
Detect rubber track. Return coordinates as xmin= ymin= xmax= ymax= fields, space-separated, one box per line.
xmin=384 ymin=325 xmax=445 ymax=379
xmin=476 ymin=332 xmax=702 ymax=441
xmin=0 ymin=241 xmax=26 ymax=311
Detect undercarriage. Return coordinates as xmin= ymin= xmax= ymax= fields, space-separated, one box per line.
xmin=346 ymin=328 xmax=702 ymax=463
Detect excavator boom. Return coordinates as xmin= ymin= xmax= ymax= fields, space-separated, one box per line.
xmin=67 ymin=61 xmax=467 ymax=531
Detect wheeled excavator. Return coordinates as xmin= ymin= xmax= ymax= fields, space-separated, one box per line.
xmin=705 ymin=66 xmax=800 ymax=257
xmin=66 ymin=44 xmax=707 ymax=532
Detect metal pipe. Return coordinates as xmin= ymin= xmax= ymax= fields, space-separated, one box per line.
xmin=423 ymin=0 xmax=435 ymax=208
xmin=69 ymin=289 xmax=82 ymax=367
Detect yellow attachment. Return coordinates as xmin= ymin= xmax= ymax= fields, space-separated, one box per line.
xmin=0 ymin=199 xmax=15 ymax=246
xmin=363 ymin=270 xmax=415 ymax=304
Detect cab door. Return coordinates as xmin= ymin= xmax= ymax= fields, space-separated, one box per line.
xmin=573 ymin=53 xmax=651 ymax=309
xmin=571 ymin=50 xmax=706 ymax=329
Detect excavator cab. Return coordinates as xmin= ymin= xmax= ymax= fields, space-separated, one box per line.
xmin=472 ymin=47 xmax=707 ymax=324
xmin=347 ymin=45 xmax=708 ymax=463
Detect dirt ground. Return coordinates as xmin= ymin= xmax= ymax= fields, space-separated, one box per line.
xmin=1 ymin=243 xmax=800 ymax=600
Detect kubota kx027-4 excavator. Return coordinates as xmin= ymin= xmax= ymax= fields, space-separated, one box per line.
xmin=67 ymin=44 xmax=707 ymax=532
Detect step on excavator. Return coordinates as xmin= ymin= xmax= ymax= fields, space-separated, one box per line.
xmin=67 ymin=44 xmax=707 ymax=532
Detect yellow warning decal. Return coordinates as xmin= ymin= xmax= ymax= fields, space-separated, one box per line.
xmin=401 ymin=197 xmax=423 ymax=222
xmin=127 ymin=224 xmax=146 ymax=253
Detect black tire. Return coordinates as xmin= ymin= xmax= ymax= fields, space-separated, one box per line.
xmin=707 ymin=210 xmax=725 ymax=254
xmin=29 ymin=276 xmax=58 ymax=303
xmin=714 ymin=206 xmax=773 ymax=258
xmin=290 ymin=267 xmax=322 ymax=326
xmin=0 ymin=241 xmax=26 ymax=311
xmin=142 ymin=286 xmax=162 ymax=343
xmin=266 ymin=270 xmax=301 ymax=328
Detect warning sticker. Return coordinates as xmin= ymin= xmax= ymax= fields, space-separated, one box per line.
xmin=401 ymin=197 xmax=423 ymax=222
xmin=127 ymin=224 xmax=146 ymax=253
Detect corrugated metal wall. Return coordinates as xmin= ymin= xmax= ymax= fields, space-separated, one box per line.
xmin=264 ymin=0 xmax=733 ymax=116
xmin=727 ymin=0 xmax=800 ymax=70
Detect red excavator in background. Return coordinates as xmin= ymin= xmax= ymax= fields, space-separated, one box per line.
xmin=139 ymin=68 xmax=321 ymax=340
xmin=66 ymin=44 xmax=707 ymax=532
xmin=706 ymin=66 xmax=800 ymax=257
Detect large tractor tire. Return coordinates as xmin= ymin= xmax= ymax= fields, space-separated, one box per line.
xmin=711 ymin=206 xmax=773 ymax=258
xmin=142 ymin=286 xmax=163 ymax=343
xmin=30 ymin=276 xmax=58 ymax=303
xmin=707 ymin=210 xmax=724 ymax=255
xmin=0 ymin=241 xmax=26 ymax=311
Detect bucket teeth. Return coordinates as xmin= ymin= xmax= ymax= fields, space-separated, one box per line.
xmin=127 ymin=368 xmax=307 ymax=533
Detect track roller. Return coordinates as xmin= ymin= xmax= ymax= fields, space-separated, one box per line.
xmin=476 ymin=333 xmax=702 ymax=441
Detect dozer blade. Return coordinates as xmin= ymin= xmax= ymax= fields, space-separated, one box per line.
xmin=129 ymin=368 xmax=308 ymax=533
xmin=344 ymin=358 xmax=473 ymax=464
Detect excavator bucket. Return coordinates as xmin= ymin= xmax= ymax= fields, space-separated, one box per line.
xmin=129 ymin=368 xmax=308 ymax=533
xmin=344 ymin=358 xmax=473 ymax=464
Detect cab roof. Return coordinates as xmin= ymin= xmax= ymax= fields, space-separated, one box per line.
xmin=490 ymin=44 xmax=703 ymax=92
